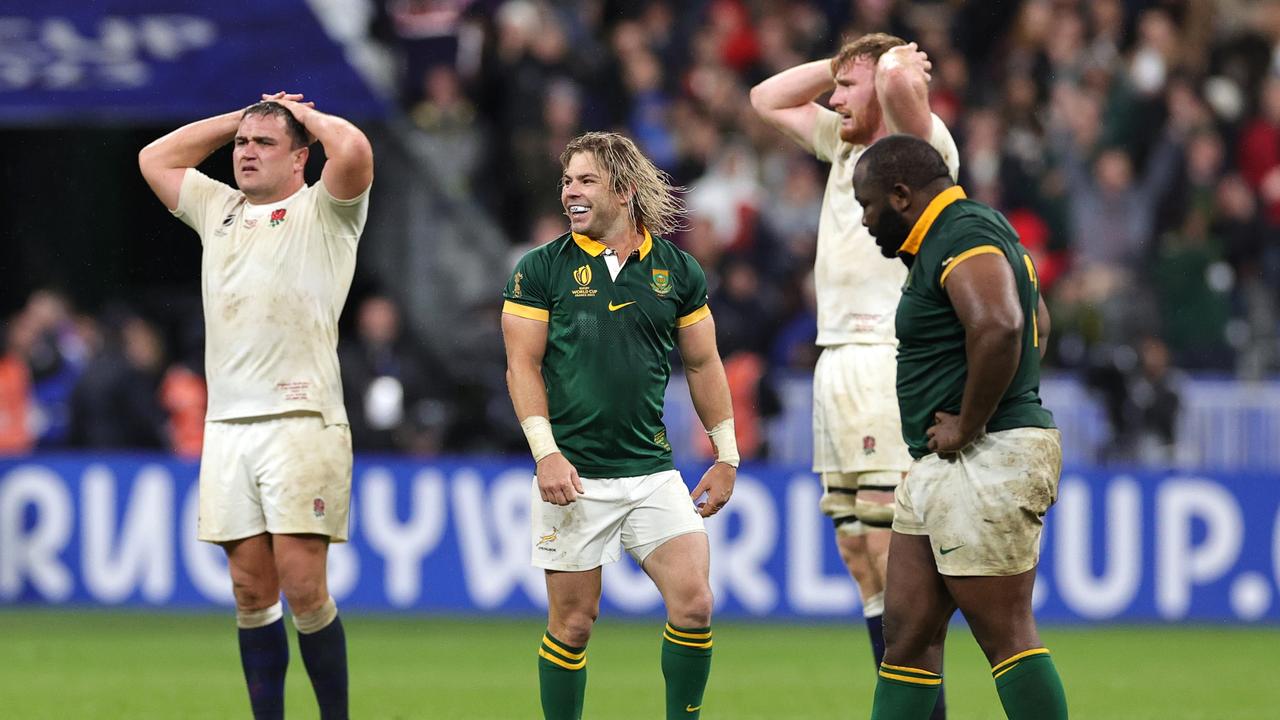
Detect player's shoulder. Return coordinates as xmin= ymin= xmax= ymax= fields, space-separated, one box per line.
xmin=932 ymin=200 xmax=1017 ymax=256
xmin=514 ymin=232 xmax=575 ymax=270
xmin=648 ymin=233 xmax=704 ymax=271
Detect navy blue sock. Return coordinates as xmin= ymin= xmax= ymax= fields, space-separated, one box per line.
xmin=931 ymin=681 xmax=948 ymax=720
xmin=238 ymin=619 xmax=289 ymax=720
xmin=297 ymin=614 xmax=349 ymax=720
xmin=865 ymin=614 xmax=886 ymax=668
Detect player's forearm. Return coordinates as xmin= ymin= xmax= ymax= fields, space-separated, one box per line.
xmin=957 ymin=323 xmax=1022 ymax=437
xmin=749 ymin=60 xmax=833 ymax=112
xmin=685 ymin=360 xmax=733 ymax=430
xmin=294 ymin=107 xmax=372 ymax=164
xmin=876 ymin=55 xmax=931 ymax=138
xmin=505 ymin=364 xmax=550 ymax=422
xmin=139 ymin=111 xmax=240 ymax=171
xmin=1037 ymin=298 xmax=1051 ymax=359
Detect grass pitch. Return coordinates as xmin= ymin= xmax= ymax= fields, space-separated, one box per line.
xmin=0 ymin=610 xmax=1275 ymax=719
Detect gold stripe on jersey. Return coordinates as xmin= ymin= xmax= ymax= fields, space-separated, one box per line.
xmin=938 ymin=245 xmax=1003 ymax=287
xmin=503 ymin=301 xmax=550 ymax=322
xmin=676 ymin=304 xmax=711 ymax=328
xmin=898 ymin=186 xmax=967 ymax=257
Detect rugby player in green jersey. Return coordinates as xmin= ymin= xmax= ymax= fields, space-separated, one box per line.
xmin=851 ymin=135 xmax=1067 ymax=720
xmin=502 ymin=132 xmax=738 ymax=720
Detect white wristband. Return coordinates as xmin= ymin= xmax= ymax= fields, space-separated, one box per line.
xmin=520 ymin=415 xmax=560 ymax=463
xmin=707 ymin=418 xmax=740 ymax=468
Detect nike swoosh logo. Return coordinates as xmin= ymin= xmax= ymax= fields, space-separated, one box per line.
xmin=608 ymin=301 xmax=636 ymax=312
xmin=686 ymin=705 xmax=701 ymax=713
xmin=939 ymin=545 xmax=965 ymax=555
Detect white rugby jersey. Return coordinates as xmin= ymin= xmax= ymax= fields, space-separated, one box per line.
xmin=173 ymin=168 xmax=369 ymax=424
xmin=811 ymin=109 xmax=959 ymax=346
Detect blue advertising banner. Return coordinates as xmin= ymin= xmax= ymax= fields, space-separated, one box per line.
xmin=1 ymin=455 xmax=1278 ymax=622
xmin=0 ymin=0 xmax=387 ymax=123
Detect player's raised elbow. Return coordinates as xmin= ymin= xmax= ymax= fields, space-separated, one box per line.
xmin=331 ymin=132 xmax=374 ymax=169
xmin=137 ymin=143 xmax=161 ymax=175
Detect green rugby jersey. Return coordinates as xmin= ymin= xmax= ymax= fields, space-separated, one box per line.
xmin=503 ymin=229 xmax=710 ymax=477
xmin=894 ymin=186 xmax=1055 ymax=459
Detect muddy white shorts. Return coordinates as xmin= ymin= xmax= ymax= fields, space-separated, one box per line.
xmin=893 ymin=427 xmax=1062 ymax=576
xmin=197 ymin=411 xmax=353 ymax=543
xmin=530 ymin=469 xmax=706 ymax=571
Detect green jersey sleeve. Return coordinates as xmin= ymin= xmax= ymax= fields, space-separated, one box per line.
xmin=934 ymin=216 xmax=1015 ymax=291
xmin=675 ymin=251 xmax=710 ymax=328
xmin=503 ymin=249 xmax=551 ymax=322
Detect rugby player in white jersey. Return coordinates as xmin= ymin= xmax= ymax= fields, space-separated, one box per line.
xmin=751 ymin=35 xmax=957 ymax=718
xmin=139 ymin=91 xmax=372 ymax=720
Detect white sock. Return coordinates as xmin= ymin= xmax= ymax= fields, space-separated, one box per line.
xmin=862 ymin=591 xmax=885 ymax=618
xmin=236 ymin=600 xmax=284 ymax=629
xmin=293 ymin=596 xmax=339 ymax=635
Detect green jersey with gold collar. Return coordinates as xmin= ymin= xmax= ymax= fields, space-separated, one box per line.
xmin=503 ymin=230 xmax=710 ymax=477
xmin=894 ymin=186 xmax=1055 ymax=459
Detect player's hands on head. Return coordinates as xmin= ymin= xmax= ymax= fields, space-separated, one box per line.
xmin=879 ymin=42 xmax=932 ymax=82
xmin=261 ymin=91 xmax=319 ymax=143
xmin=536 ymin=452 xmax=584 ymax=506
xmin=926 ymin=411 xmax=977 ymax=455
xmin=691 ymin=463 xmax=735 ymax=518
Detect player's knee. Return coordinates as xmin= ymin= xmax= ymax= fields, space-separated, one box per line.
xmin=281 ymin=577 xmax=328 ymax=616
xmin=230 ymin=575 xmax=279 ymax=610
xmin=552 ymin=610 xmax=598 ymax=647
xmin=669 ymin=586 xmax=714 ymax=628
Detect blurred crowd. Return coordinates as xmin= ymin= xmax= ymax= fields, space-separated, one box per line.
xmin=7 ymin=0 xmax=1280 ymax=461
xmin=380 ymin=0 xmax=1280 ymax=459
xmin=0 ymin=289 xmax=456 ymax=458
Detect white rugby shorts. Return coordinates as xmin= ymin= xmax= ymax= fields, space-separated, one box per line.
xmin=812 ymin=343 xmax=912 ymax=474
xmin=530 ymin=469 xmax=706 ymax=571
xmin=893 ymin=427 xmax=1062 ymax=576
xmin=197 ymin=411 xmax=353 ymax=543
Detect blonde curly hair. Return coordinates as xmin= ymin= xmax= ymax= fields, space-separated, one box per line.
xmin=560 ymin=132 xmax=687 ymax=237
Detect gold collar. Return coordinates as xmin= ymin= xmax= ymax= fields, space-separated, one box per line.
xmin=572 ymin=227 xmax=653 ymax=260
xmin=898 ymin=186 xmax=967 ymax=257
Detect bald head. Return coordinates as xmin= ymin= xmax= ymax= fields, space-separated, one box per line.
xmin=854 ymin=134 xmax=952 ymax=196
xmin=852 ymin=135 xmax=955 ymax=260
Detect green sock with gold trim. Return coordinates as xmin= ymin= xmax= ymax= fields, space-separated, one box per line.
xmin=662 ymin=622 xmax=712 ymax=719
xmin=537 ymin=631 xmax=586 ymax=720
xmin=870 ymin=663 xmax=943 ymax=719
xmin=992 ymin=648 xmax=1067 ymax=720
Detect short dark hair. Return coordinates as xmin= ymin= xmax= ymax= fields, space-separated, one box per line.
xmin=241 ymin=101 xmax=309 ymax=149
xmin=856 ymin=134 xmax=952 ymax=194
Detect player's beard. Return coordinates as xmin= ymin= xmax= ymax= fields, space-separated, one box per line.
xmin=838 ymin=104 xmax=881 ymax=145
xmin=870 ymin=207 xmax=914 ymax=259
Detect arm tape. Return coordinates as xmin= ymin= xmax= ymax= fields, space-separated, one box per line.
xmin=520 ymin=416 xmax=560 ymax=463
xmin=707 ymin=418 xmax=740 ymax=468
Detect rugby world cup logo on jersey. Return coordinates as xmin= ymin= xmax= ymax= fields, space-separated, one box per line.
xmin=572 ymin=265 xmax=597 ymax=297
xmin=651 ymin=268 xmax=672 ymax=295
